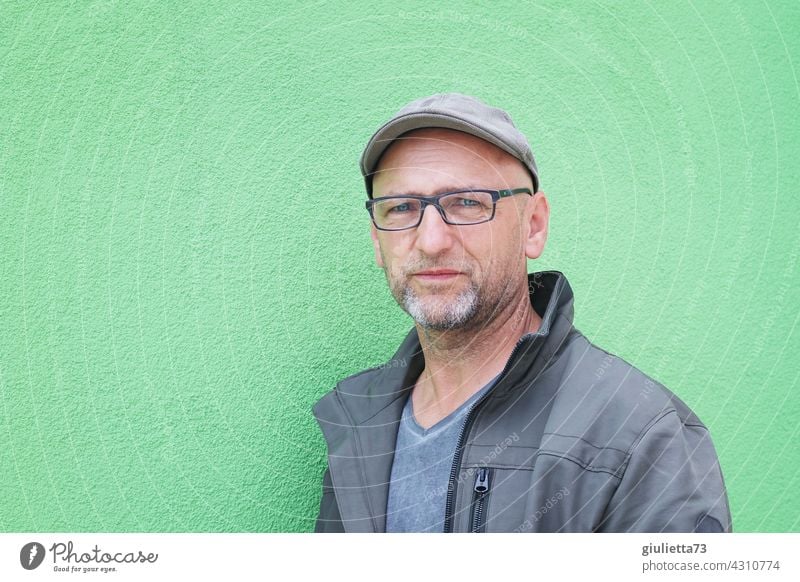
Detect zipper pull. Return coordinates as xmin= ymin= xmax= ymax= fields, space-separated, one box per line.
xmin=474 ymin=467 xmax=490 ymax=493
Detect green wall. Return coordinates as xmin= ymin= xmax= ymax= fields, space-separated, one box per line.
xmin=1 ymin=1 xmax=798 ymax=532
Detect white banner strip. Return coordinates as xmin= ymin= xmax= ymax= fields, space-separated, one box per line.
xmin=1 ymin=533 xmax=797 ymax=581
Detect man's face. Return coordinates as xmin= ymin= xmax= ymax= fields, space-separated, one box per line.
xmin=370 ymin=128 xmax=547 ymax=332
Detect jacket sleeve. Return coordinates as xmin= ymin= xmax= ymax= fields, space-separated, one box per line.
xmin=597 ymin=410 xmax=732 ymax=532
xmin=314 ymin=465 xmax=345 ymax=533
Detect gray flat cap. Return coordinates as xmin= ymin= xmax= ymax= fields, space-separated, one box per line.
xmin=360 ymin=92 xmax=539 ymax=198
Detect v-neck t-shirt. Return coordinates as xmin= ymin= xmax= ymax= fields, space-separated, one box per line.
xmin=385 ymin=373 xmax=501 ymax=532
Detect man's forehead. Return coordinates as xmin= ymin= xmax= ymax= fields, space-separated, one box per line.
xmin=376 ymin=183 xmax=490 ymax=197
xmin=372 ymin=128 xmax=531 ymax=195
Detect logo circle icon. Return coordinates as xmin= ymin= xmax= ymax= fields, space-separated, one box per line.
xmin=20 ymin=542 xmax=46 ymax=570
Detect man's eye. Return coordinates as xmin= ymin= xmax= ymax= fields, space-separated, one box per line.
xmin=387 ymin=202 xmax=413 ymax=213
xmin=450 ymin=196 xmax=484 ymax=208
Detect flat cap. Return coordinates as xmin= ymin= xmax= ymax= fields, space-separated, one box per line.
xmin=360 ymin=93 xmax=539 ymax=197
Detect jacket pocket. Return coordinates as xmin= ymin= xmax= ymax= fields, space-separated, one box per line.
xmin=470 ymin=467 xmax=493 ymax=533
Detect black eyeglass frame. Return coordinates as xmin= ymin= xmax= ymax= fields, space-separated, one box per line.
xmin=365 ymin=188 xmax=533 ymax=231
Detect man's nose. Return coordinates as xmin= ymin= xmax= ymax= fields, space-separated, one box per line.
xmin=414 ymin=203 xmax=456 ymax=255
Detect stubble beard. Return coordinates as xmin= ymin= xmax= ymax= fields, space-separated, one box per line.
xmin=384 ymin=261 xmax=506 ymax=332
xmin=401 ymin=278 xmax=481 ymax=331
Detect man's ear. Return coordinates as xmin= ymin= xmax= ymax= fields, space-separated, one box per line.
xmin=525 ymin=191 xmax=550 ymax=260
xmin=370 ymin=224 xmax=385 ymax=268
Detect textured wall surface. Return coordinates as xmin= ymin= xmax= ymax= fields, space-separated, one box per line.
xmin=1 ymin=1 xmax=798 ymax=532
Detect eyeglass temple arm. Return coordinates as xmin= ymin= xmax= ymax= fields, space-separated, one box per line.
xmin=497 ymin=188 xmax=533 ymax=199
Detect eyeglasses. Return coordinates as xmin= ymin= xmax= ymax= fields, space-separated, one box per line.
xmin=366 ymin=188 xmax=533 ymax=231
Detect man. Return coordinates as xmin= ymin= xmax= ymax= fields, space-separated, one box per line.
xmin=312 ymin=93 xmax=732 ymax=533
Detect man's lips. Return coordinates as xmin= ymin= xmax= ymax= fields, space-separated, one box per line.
xmin=411 ymin=269 xmax=463 ymax=280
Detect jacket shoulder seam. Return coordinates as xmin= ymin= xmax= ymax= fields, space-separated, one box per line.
xmin=544 ymin=432 xmax=630 ymax=455
xmin=536 ymin=450 xmax=625 ymax=478
xmin=684 ymin=422 xmax=708 ymax=430
xmin=626 ymin=409 xmax=677 ymax=457
xmin=628 ymin=410 xmax=710 ymax=455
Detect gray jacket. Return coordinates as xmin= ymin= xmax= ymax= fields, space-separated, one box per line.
xmin=312 ymin=271 xmax=732 ymax=532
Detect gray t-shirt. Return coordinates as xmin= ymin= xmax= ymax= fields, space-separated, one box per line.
xmin=385 ymin=374 xmax=501 ymax=532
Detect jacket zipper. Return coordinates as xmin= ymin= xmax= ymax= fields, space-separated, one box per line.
xmin=470 ymin=467 xmax=492 ymax=533
xmin=442 ymin=332 xmax=535 ymax=533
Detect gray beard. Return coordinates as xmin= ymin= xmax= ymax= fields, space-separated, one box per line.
xmin=400 ymin=280 xmax=480 ymax=331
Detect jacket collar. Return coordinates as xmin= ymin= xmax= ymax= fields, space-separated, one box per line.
xmin=312 ymin=270 xmax=576 ymax=532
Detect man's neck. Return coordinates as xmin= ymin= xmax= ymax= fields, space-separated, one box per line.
xmin=410 ymin=288 xmax=542 ymax=429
